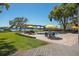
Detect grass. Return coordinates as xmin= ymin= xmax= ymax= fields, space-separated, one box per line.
xmin=0 ymin=32 xmax=47 ymax=51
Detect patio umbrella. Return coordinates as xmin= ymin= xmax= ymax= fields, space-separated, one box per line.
xmin=27 ymin=26 xmax=35 ymax=28
xmin=45 ymin=24 xmax=56 ymax=30
xmin=71 ymin=26 xmax=78 ymax=29
xmin=27 ymin=25 xmax=36 ymax=31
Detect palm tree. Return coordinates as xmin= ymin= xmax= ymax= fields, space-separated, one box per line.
xmin=0 ymin=3 xmax=10 ymax=13
xmin=9 ymin=17 xmax=28 ymax=31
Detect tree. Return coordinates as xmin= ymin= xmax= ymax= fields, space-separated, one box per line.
xmin=9 ymin=17 xmax=28 ymax=31
xmin=63 ymin=3 xmax=78 ymax=29
xmin=48 ymin=6 xmax=68 ymax=31
xmin=62 ymin=4 xmax=77 ymax=21
xmin=0 ymin=3 xmax=10 ymax=13
xmin=48 ymin=3 xmax=78 ymax=31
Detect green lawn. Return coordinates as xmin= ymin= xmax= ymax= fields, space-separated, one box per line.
xmin=0 ymin=32 xmax=47 ymax=55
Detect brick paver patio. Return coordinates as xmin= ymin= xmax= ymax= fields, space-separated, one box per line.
xmin=12 ymin=43 xmax=79 ymax=56
xmin=11 ymin=33 xmax=78 ymax=56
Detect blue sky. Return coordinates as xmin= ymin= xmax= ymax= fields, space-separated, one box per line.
xmin=0 ymin=3 xmax=60 ymax=27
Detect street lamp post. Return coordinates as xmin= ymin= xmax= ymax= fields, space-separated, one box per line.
xmin=77 ymin=3 xmax=79 ymax=43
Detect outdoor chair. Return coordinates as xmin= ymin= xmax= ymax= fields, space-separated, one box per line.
xmin=45 ymin=32 xmax=48 ymax=37
xmin=47 ymin=32 xmax=62 ymax=40
xmin=48 ymin=33 xmax=55 ymax=39
xmin=24 ymin=31 xmax=35 ymax=35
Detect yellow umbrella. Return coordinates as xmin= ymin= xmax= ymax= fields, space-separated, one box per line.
xmin=27 ymin=25 xmax=35 ymax=28
xmin=45 ymin=24 xmax=56 ymax=30
xmin=71 ymin=26 xmax=78 ymax=29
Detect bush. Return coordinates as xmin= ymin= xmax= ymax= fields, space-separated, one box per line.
xmin=24 ymin=30 xmax=35 ymax=34
xmin=16 ymin=33 xmax=36 ymax=38
xmin=3 ymin=29 xmax=12 ymax=32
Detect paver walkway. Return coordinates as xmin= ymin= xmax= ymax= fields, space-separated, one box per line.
xmin=11 ymin=33 xmax=79 ymax=56
xmin=36 ymin=33 xmax=78 ymax=46
xmin=12 ymin=43 xmax=79 ymax=56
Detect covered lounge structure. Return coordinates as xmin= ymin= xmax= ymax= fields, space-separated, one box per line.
xmin=23 ymin=24 xmax=45 ymax=30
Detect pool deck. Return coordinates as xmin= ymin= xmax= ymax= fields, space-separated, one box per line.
xmin=12 ymin=33 xmax=78 ymax=56
xmin=36 ymin=33 xmax=78 ymax=46
xmin=20 ymin=33 xmax=78 ymax=46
